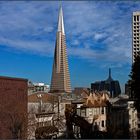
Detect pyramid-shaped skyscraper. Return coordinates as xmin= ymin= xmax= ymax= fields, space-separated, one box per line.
xmin=50 ymin=6 xmax=71 ymax=93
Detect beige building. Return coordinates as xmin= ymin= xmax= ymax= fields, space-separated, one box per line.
xmin=73 ymin=91 xmax=109 ymax=136
xmin=50 ymin=6 xmax=71 ymax=93
xmin=28 ymin=92 xmax=73 ymax=139
xmin=132 ymin=11 xmax=140 ymax=63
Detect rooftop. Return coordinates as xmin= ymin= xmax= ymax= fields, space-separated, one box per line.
xmin=83 ymin=91 xmax=110 ymax=108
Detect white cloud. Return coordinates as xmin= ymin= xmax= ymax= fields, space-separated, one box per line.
xmin=71 ymin=39 xmax=80 ymax=46
xmin=0 ymin=37 xmax=54 ymax=56
xmin=0 ymin=1 xmax=139 ymax=68
xmin=93 ymin=32 xmax=107 ymax=41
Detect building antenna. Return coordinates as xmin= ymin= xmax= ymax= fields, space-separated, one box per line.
xmin=59 ymin=0 xmax=62 ymax=8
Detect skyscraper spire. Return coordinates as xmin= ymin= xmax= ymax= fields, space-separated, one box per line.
xmin=109 ymin=68 xmax=111 ymax=78
xmin=57 ymin=5 xmax=65 ymax=35
xmin=106 ymin=68 xmax=113 ymax=82
xmin=50 ymin=5 xmax=71 ymax=93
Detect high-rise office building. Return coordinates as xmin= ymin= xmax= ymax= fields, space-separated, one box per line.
xmin=91 ymin=69 xmax=121 ymax=98
xmin=132 ymin=11 xmax=140 ymax=63
xmin=50 ymin=6 xmax=71 ymax=93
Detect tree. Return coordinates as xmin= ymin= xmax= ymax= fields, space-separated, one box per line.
xmin=129 ymin=55 xmax=140 ymax=111
xmin=8 ymin=112 xmax=24 ymax=139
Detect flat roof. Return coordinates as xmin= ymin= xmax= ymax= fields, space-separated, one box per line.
xmin=133 ymin=11 xmax=140 ymax=15
xmin=0 ymin=75 xmax=28 ymax=81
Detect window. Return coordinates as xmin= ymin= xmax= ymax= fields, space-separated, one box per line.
xmin=137 ymin=16 xmax=139 ymax=21
xmin=89 ymin=108 xmax=92 ymax=116
xmin=134 ymin=16 xmax=136 ymax=21
xmin=94 ymin=108 xmax=97 ymax=115
xmin=102 ymin=120 xmax=104 ymax=127
xmin=101 ymin=107 xmax=104 ymax=114
xmin=81 ymin=109 xmax=86 ymax=117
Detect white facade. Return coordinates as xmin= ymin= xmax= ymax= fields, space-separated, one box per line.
xmin=132 ymin=11 xmax=140 ymax=63
xmin=28 ymin=82 xmax=50 ymax=94
xmin=127 ymin=101 xmax=138 ymax=138
xmin=78 ymin=106 xmax=107 ymax=132
xmin=74 ymin=92 xmax=109 ymax=132
xmin=28 ymin=103 xmax=53 ymax=140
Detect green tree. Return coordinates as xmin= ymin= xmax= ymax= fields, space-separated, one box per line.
xmin=129 ymin=55 xmax=140 ymax=111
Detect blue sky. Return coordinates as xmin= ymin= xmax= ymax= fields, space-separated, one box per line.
xmin=0 ymin=1 xmax=140 ymax=93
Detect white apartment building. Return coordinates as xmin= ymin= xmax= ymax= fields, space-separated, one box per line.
xmin=132 ymin=11 xmax=140 ymax=63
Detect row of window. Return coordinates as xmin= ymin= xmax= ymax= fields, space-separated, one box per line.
xmin=94 ymin=120 xmax=105 ymax=128
xmin=88 ymin=107 xmax=105 ymax=116
xmin=133 ymin=25 xmax=140 ymax=27
xmin=134 ymin=15 xmax=140 ymax=21
xmin=133 ymin=44 xmax=140 ymax=46
xmin=133 ymin=37 xmax=140 ymax=40
xmin=134 ymin=48 xmax=140 ymax=51
xmin=133 ymin=52 xmax=140 ymax=55
xmin=133 ymin=23 xmax=140 ymax=26
xmin=133 ymin=41 xmax=140 ymax=43
xmin=133 ymin=33 xmax=140 ymax=36
xmin=133 ymin=30 xmax=140 ymax=32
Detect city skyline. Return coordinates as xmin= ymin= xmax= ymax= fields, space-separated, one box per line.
xmin=0 ymin=1 xmax=140 ymax=92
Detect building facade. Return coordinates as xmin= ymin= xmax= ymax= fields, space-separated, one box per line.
xmin=50 ymin=6 xmax=71 ymax=93
xmin=132 ymin=11 xmax=140 ymax=63
xmin=28 ymin=92 xmax=72 ymax=139
xmin=0 ymin=76 xmax=28 ymax=139
xmin=72 ymin=91 xmax=109 ymax=138
xmin=28 ymin=81 xmax=50 ymax=95
xmin=107 ymin=95 xmax=137 ymax=139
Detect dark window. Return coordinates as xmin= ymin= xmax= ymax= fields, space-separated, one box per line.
xmin=137 ymin=16 xmax=139 ymax=21
xmin=138 ymin=124 xmax=140 ymax=128
xmin=101 ymin=107 xmax=104 ymax=114
xmin=102 ymin=120 xmax=104 ymax=127
xmin=134 ymin=16 xmax=136 ymax=21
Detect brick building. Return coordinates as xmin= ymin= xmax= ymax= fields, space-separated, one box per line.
xmin=0 ymin=76 xmax=28 ymax=139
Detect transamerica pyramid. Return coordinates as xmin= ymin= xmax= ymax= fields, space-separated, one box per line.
xmin=50 ymin=6 xmax=71 ymax=93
